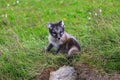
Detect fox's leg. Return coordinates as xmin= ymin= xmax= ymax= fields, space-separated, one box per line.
xmin=54 ymin=45 xmax=62 ymax=54
xmin=67 ymin=46 xmax=79 ymax=59
xmin=46 ymin=43 xmax=53 ymax=51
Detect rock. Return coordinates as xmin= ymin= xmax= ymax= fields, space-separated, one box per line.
xmin=49 ymin=66 xmax=77 ymax=80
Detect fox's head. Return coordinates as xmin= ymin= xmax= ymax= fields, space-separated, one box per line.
xmin=48 ymin=21 xmax=64 ymax=40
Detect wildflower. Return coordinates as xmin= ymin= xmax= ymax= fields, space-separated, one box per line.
xmin=5 ymin=14 xmax=7 ymax=18
xmin=16 ymin=0 xmax=19 ymax=4
xmin=89 ymin=12 xmax=91 ymax=15
xmin=60 ymin=1 xmax=63 ymax=4
xmin=99 ymin=9 xmax=102 ymax=13
xmin=13 ymin=2 xmax=16 ymax=5
xmin=7 ymin=4 xmax=10 ymax=7
xmin=95 ymin=13 xmax=97 ymax=16
xmin=88 ymin=17 xmax=91 ymax=20
xmin=1 ymin=14 xmax=4 ymax=17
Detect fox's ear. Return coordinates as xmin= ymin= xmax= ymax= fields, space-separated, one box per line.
xmin=48 ymin=22 xmax=52 ymax=29
xmin=59 ymin=20 xmax=64 ymax=27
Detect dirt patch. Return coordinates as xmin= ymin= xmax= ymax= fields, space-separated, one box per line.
xmin=36 ymin=63 xmax=120 ymax=80
xmin=74 ymin=63 xmax=120 ymax=80
xmin=36 ymin=67 xmax=56 ymax=80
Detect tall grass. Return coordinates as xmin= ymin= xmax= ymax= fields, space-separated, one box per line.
xmin=0 ymin=0 xmax=120 ymax=79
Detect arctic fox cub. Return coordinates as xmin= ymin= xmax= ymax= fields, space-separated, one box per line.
xmin=46 ymin=20 xmax=80 ymax=59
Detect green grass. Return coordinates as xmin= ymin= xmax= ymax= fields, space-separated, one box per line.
xmin=0 ymin=0 xmax=120 ymax=80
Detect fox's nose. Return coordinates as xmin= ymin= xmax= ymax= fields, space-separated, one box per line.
xmin=57 ymin=34 xmax=60 ymax=40
xmin=58 ymin=38 xmax=60 ymax=40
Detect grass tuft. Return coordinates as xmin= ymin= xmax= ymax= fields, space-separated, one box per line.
xmin=0 ymin=0 xmax=120 ymax=79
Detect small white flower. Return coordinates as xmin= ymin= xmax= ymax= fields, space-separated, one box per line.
xmin=60 ymin=1 xmax=63 ymax=4
xmin=13 ymin=2 xmax=16 ymax=5
xmin=89 ymin=12 xmax=91 ymax=15
xmin=5 ymin=14 xmax=7 ymax=18
xmin=99 ymin=9 xmax=102 ymax=13
xmin=7 ymin=4 xmax=10 ymax=7
xmin=2 ymin=14 xmax=4 ymax=17
xmin=95 ymin=13 xmax=97 ymax=16
xmin=88 ymin=17 xmax=91 ymax=20
xmin=16 ymin=0 xmax=19 ymax=4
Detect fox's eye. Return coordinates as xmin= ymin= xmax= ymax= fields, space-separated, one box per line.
xmin=52 ymin=32 xmax=56 ymax=34
xmin=60 ymin=32 xmax=63 ymax=35
xmin=52 ymin=32 xmax=56 ymax=36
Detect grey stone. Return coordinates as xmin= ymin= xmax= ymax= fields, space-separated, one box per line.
xmin=49 ymin=66 xmax=77 ymax=80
